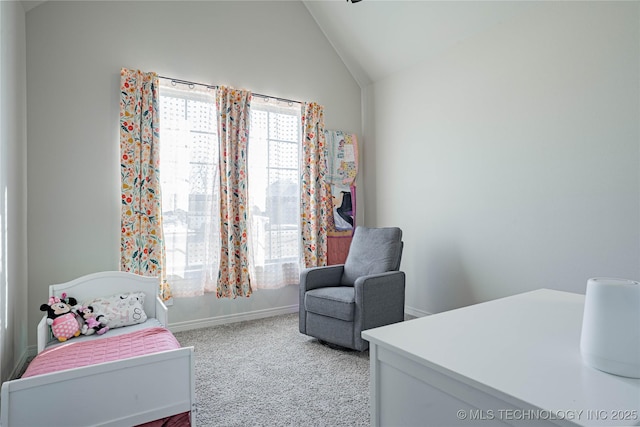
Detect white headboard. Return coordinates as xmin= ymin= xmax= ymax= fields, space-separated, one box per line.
xmin=49 ymin=271 xmax=160 ymax=319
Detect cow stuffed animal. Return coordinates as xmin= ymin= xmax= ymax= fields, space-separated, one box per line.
xmin=40 ymin=292 xmax=82 ymax=342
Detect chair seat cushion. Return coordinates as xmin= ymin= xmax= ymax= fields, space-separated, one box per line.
xmin=304 ymin=287 xmax=355 ymax=322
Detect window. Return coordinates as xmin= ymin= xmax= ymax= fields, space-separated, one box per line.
xmin=159 ymin=83 xmax=302 ymax=296
xmin=159 ymin=82 xmax=219 ymax=297
xmin=248 ymin=99 xmax=302 ymax=288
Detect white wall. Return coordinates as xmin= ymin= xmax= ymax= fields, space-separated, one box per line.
xmin=26 ymin=1 xmax=361 ymax=344
xmin=364 ymin=1 xmax=640 ymax=315
xmin=0 ymin=0 xmax=29 ymax=380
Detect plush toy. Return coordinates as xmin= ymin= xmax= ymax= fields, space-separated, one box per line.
xmin=39 ymin=292 xmax=81 ymax=342
xmin=77 ymin=305 xmax=109 ymax=336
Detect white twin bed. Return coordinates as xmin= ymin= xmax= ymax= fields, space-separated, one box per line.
xmin=0 ymin=271 xmax=196 ymax=427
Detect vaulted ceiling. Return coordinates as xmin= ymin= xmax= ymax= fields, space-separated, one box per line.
xmin=23 ymin=0 xmax=540 ymax=89
xmin=21 ymin=0 xmax=44 ymax=12
xmin=303 ymin=0 xmax=540 ymax=88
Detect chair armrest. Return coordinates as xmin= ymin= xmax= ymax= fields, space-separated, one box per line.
xmin=299 ymin=265 xmax=345 ymax=334
xmin=37 ymin=316 xmax=50 ymax=354
xmin=155 ymin=296 xmax=169 ymax=327
xmin=354 ymin=271 xmax=406 ymax=331
xmin=299 ymin=264 xmax=345 ymax=293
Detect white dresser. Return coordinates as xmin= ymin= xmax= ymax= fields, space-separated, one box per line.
xmin=362 ymin=289 xmax=640 ymax=427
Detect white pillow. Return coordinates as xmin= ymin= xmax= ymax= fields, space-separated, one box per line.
xmin=82 ymin=291 xmax=148 ymax=329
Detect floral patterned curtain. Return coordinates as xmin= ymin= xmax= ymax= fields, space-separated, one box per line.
xmin=215 ymin=86 xmax=253 ymax=298
xmin=301 ymin=102 xmax=330 ymax=268
xmin=119 ymin=68 xmax=170 ymax=299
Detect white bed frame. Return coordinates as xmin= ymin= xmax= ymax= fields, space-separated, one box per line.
xmin=1 ymin=271 xmax=196 ymax=427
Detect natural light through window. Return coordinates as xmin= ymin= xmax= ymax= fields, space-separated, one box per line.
xmin=248 ymin=99 xmax=302 ymax=288
xmin=159 ymin=82 xmax=220 ymax=297
xmin=159 ymin=82 xmax=302 ymax=296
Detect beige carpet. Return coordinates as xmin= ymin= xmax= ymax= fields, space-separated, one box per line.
xmin=173 ymin=313 xmax=370 ymax=427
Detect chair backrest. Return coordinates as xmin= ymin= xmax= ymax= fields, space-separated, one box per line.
xmin=340 ymin=226 xmax=403 ymax=286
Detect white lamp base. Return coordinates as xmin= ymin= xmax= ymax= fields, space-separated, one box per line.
xmin=580 ymin=277 xmax=640 ymax=378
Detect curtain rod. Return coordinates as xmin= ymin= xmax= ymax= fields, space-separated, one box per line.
xmin=158 ymin=75 xmax=303 ymax=106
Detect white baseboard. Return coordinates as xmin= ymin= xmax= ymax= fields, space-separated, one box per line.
xmin=405 ymin=305 xmax=431 ymax=319
xmin=168 ymin=304 xmax=299 ymax=333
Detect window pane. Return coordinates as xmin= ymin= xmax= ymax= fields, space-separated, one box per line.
xmin=248 ymin=99 xmax=302 ymax=288
xmin=159 ymin=82 xmax=219 ymax=297
xmin=251 ymin=110 xmax=268 ymax=140
xmin=269 ymin=112 xmax=299 ymax=142
xmin=268 ymin=140 xmax=298 ymax=170
xmin=187 ymin=100 xmax=216 ymax=133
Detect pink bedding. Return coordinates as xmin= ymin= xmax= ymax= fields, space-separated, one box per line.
xmin=22 ymin=327 xmax=180 ymax=378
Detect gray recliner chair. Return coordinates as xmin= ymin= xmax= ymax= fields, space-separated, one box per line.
xmin=299 ymin=226 xmax=405 ymax=351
